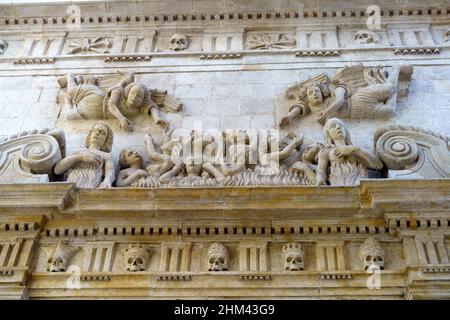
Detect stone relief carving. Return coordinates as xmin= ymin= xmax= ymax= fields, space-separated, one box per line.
xmin=359 ymin=238 xmax=385 ymax=270
xmin=279 ymin=64 xmax=413 ymax=127
xmin=45 ymin=241 xmax=79 ymax=272
xmin=246 ymin=33 xmax=296 ymax=50
xmin=66 ymin=37 xmax=112 ymax=54
xmin=444 ymin=29 xmax=450 ymax=42
xmin=123 ymin=243 xmax=151 ymax=272
xmin=0 ymin=40 xmax=7 ymax=54
xmin=169 ymin=33 xmax=189 ymax=51
xmin=54 ymin=121 xmax=115 ymax=188
xmin=282 ymin=242 xmax=305 ymax=271
xmin=354 ymin=30 xmax=381 ymax=45
xmin=374 ymin=125 xmax=450 ymax=179
xmin=317 ymin=118 xmax=383 ymax=186
xmin=208 ymin=242 xmax=229 ymax=272
xmin=0 ymin=128 xmax=65 ymax=183
xmin=57 ymin=71 xmax=182 ymax=131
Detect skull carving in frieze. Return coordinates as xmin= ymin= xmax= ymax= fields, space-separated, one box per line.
xmin=444 ymin=29 xmax=450 ymax=42
xmin=282 ymin=242 xmax=305 ymax=271
xmin=207 ymin=242 xmax=229 ymax=272
xmin=46 ymin=241 xmax=79 ymax=272
xmin=123 ymin=243 xmax=151 ymax=272
xmin=0 ymin=40 xmax=7 ymax=55
xmin=359 ymin=238 xmax=385 ymax=271
xmin=169 ymin=33 xmax=189 ymax=51
xmin=354 ymin=30 xmax=380 ymax=45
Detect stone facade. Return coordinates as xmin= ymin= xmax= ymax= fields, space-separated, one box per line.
xmin=0 ymin=0 xmax=449 ymax=299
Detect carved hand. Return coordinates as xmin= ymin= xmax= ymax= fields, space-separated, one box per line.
xmin=332 ymin=146 xmax=359 ymax=159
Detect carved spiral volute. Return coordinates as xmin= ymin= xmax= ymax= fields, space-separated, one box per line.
xmin=375 ymin=132 xmax=419 ymax=170
xmin=19 ymin=135 xmax=62 ymax=174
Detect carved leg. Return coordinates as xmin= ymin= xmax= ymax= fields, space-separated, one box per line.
xmin=159 ymin=163 xmax=183 ymax=184
xmin=202 ymin=163 xmax=225 ymax=183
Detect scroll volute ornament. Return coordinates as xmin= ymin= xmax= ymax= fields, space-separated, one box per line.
xmin=0 ymin=128 xmax=65 ymax=183
xmin=374 ymin=125 xmax=450 ymax=178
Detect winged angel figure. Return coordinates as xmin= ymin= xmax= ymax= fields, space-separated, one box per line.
xmin=57 ymin=71 xmax=182 ymax=131
xmin=279 ymin=64 xmax=413 ymax=127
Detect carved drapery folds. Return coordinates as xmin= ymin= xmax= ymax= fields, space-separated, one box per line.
xmin=57 ymin=71 xmax=182 ymax=131
xmin=279 ymin=64 xmax=413 ymax=127
xmin=374 ymin=125 xmax=450 ymax=179
xmin=0 ymin=128 xmax=65 ymax=183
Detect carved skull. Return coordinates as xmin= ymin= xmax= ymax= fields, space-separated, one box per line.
xmin=124 ymin=244 xmax=151 ymax=272
xmin=207 ymin=243 xmax=229 ymax=272
xmin=169 ymin=34 xmax=189 ymax=51
xmin=359 ymin=238 xmax=385 ymax=271
xmin=46 ymin=241 xmax=79 ymax=272
xmin=282 ymin=242 xmax=305 ymax=271
xmin=444 ymin=29 xmax=450 ymax=42
xmin=354 ymin=30 xmax=380 ymax=45
xmin=0 ymin=40 xmax=7 ymax=55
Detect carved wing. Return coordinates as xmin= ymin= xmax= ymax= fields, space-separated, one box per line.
xmin=331 ymin=65 xmax=368 ymax=92
xmin=150 ymin=89 xmax=182 ymax=113
xmin=285 ymin=73 xmax=329 ymax=100
xmin=95 ymin=71 xmax=133 ymax=93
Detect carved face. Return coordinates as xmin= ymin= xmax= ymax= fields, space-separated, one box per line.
xmin=208 ymin=252 xmax=228 ymax=271
xmin=326 ymin=120 xmax=346 ymax=143
xmin=364 ymin=254 xmax=384 ymax=270
xmin=47 ymin=255 xmax=68 ymax=272
xmin=90 ymin=124 xmax=109 ymax=149
xmin=306 ymin=85 xmax=323 ymax=106
xmin=302 ymin=145 xmax=322 ymax=162
xmin=355 ymin=30 xmax=380 ymax=45
xmin=284 ymin=252 xmax=304 ymax=271
xmin=170 ymin=34 xmax=188 ymax=51
xmin=120 ymin=149 xmax=142 ymax=168
xmin=126 ymin=85 xmax=145 ymax=108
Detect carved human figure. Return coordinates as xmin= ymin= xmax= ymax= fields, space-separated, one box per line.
xmin=57 ymin=71 xmax=181 ymax=131
xmin=145 ymin=129 xmax=183 ymax=183
xmin=116 ymin=149 xmax=152 ymax=187
xmin=123 ymin=243 xmax=151 ymax=272
xmin=45 ymin=241 xmax=79 ymax=272
xmin=316 ymin=118 xmax=383 ymax=186
xmin=359 ymin=238 xmax=385 ymax=271
xmin=289 ymin=142 xmax=324 ymax=184
xmin=207 ymin=242 xmax=229 ymax=272
xmin=280 ymin=65 xmax=412 ymax=126
xmin=258 ymin=131 xmax=304 ymax=174
xmin=54 ymin=121 xmax=115 ymax=188
xmin=220 ymin=130 xmax=258 ymax=177
xmin=282 ymin=242 xmax=305 ymax=271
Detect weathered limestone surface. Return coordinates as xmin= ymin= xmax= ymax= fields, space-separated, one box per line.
xmin=0 ymin=0 xmax=449 ymax=299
